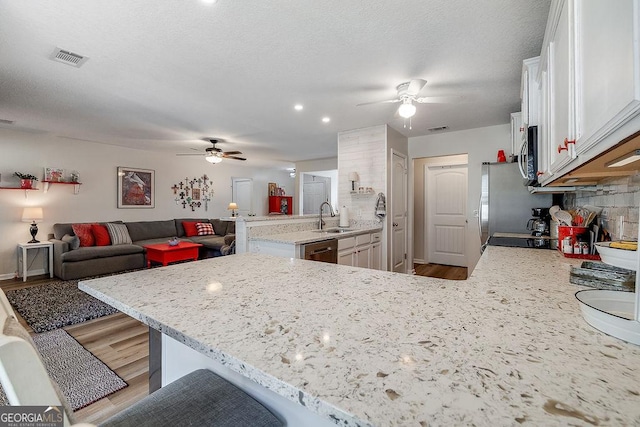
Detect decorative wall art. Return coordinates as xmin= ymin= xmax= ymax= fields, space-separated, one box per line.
xmin=171 ymin=174 xmax=214 ymax=211
xmin=268 ymin=182 xmax=277 ymax=196
xmin=44 ymin=167 xmax=64 ymax=182
xmin=117 ymin=167 xmax=155 ymax=208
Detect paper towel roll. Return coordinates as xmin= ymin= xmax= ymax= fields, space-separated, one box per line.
xmin=340 ymin=206 xmax=350 ymax=227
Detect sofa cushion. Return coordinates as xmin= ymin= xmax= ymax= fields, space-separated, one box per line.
xmin=60 ymin=245 xmax=143 ymax=262
xmin=196 ymin=223 xmax=215 ymax=236
xmin=210 ymin=219 xmax=229 ymax=236
xmin=134 ymin=238 xmax=183 ymax=247
xmin=107 ymin=223 xmax=133 ymax=245
xmin=72 ymin=223 xmax=95 ymax=247
xmin=126 ymin=220 xmax=177 ymax=242
xmin=175 ymin=218 xmax=209 ymax=237
xmin=182 ymin=222 xmax=199 ymax=237
xmin=189 ymin=235 xmax=226 ymax=250
xmin=61 ymin=234 xmax=80 ymax=250
xmin=92 ymin=224 xmax=111 ymax=246
xmin=226 ymin=221 xmax=235 ymax=234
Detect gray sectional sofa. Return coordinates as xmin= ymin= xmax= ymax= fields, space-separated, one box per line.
xmin=50 ymin=218 xmax=235 ymax=280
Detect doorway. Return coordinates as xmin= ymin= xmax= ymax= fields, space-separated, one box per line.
xmin=300 ymin=170 xmax=337 ymax=214
xmin=231 ymin=178 xmax=253 ymax=217
xmin=425 ymin=162 xmax=468 ymax=267
xmin=390 ymin=150 xmax=408 ymax=273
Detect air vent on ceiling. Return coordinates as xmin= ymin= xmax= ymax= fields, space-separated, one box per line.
xmin=0 ymin=119 xmax=15 ymax=125
xmin=50 ymin=47 xmax=89 ymax=68
xmin=428 ymin=126 xmax=449 ymax=132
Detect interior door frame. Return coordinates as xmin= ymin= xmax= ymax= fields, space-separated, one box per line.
xmin=231 ymin=177 xmax=253 ymax=217
xmin=390 ymin=149 xmax=408 ymax=273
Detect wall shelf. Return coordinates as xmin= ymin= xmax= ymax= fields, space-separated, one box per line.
xmin=0 ymin=187 xmax=39 ymax=199
xmin=350 ymin=190 xmax=375 ymax=195
xmin=42 ymin=181 xmax=82 ymax=194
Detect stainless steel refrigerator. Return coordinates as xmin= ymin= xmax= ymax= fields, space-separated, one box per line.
xmin=479 ymin=162 xmax=552 ymax=250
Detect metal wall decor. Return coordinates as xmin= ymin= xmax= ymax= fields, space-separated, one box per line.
xmin=171 ymin=174 xmax=214 ymax=211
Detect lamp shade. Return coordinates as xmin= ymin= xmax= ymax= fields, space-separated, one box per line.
xmin=22 ymin=207 xmax=43 ymax=223
xmin=227 ymin=202 xmax=238 ymax=210
xmin=206 ymin=154 xmax=222 ymax=164
xmin=348 ymin=172 xmax=359 ymax=182
xmin=398 ymin=101 xmax=417 ymax=118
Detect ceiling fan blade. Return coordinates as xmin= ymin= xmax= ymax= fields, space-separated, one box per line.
xmin=415 ymin=95 xmax=461 ymax=104
xmin=356 ymin=99 xmax=401 ymax=106
xmin=176 ymin=153 xmax=205 ymax=156
xmin=223 ymin=155 xmax=247 ymax=161
xmin=222 ymin=150 xmax=243 ymax=155
xmin=406 ymin=79 xmax=427 ymax=96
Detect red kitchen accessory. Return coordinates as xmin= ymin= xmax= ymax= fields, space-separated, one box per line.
xmin=497 ymin=150 xmax=506 ymax=162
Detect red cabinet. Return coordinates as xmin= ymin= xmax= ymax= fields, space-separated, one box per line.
xmin=269 ymin=196 xmax=293 ymax=215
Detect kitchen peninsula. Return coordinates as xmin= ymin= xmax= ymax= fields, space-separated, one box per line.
xmin=79 ymin=247 xmax=640 ymax=426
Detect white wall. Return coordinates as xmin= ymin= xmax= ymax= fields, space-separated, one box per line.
xmin=0 ymin=128 xmax=293 ymax=278
xmin=409 ymin=124 xmax=510 ymax=273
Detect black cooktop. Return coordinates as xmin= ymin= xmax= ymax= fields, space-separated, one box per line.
xmin=488 ymin=236 xmax=552 ymax=249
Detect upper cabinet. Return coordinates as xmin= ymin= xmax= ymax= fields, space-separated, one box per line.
xmin=536 ymin=0 xmax=640 ymax=186
xmin=573 ymin=0 xmax=640 ymax=155
xmin=521 ymin=57 xmax=540 ymax=127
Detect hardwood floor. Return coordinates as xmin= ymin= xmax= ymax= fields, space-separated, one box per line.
xmin=414 ymin=263 xmax=468 ymax=280
xmin=0 ymin=274 xmax=149 ymax=425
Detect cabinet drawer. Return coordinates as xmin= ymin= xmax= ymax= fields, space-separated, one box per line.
xmin=338 ymin=237 xmax=355 ymax=250
xmin=355 ymin=234 xmax=370 ymax=246
xmin=370 ymin=232 xmax=381 ymax=243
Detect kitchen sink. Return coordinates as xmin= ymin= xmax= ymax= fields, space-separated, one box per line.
xmin=313 ymin=228 xmax=352 ymax=233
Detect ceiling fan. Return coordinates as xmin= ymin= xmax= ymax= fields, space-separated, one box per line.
xmin=357 ymin=79 xmax=456 ymax=118
xmin=177 ymin=139 xmax=247 ymax=163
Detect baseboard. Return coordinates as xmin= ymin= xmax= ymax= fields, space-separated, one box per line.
xmin=0 ymin=272 xmax=16 ymax=281
xmin=2 ymin=268 xmax=46 ymax=281
xmin=413 ymin=258 xmax=425 ymax=265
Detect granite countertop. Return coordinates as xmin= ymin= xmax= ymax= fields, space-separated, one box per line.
xmin=236 ymin=215 xmax=325 ymax=222
xmin=79 ymin=248 xmax=640 ymax=426
xmin=250 ymin=226 xmax=383 ymax=245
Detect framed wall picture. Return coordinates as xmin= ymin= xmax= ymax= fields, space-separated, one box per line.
xmin=191 ymin=188 xmax=201 ymax=201
xmin=268 ymin=182 xmax=277 ymax=196
xmin=44 ymin=167 xmax=64 ymax=182
xmin=117 ymin=167 xmax=155 ymax=208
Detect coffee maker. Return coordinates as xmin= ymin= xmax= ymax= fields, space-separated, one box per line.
xmin=527 ymin=207 xmax=550 ymax=247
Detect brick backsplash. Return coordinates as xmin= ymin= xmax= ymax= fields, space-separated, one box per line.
xmin=564 ymin=174 xmax=640 ymax=240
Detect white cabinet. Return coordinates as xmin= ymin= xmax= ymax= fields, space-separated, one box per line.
xmin=573 ymin=0 xmax=640 ymax=156
xmin=510 ymin=112 xmax=523 ymax=159
xmin=521 ymin=57 xmax=540 ymax=127
xmin=337 ymin=232 xmax=381 ymax=270
xmin=546 ymin=0 xmax=575 ymax=177
xmin=538 ymin=0 xmax=640 ymax=185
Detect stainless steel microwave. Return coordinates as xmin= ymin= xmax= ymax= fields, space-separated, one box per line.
xmin=517 ymin=125 xmax=539 ymax=186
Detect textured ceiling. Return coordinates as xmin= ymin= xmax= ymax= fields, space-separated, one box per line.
xmin=0 ymin=0 xmax=551 ymax=166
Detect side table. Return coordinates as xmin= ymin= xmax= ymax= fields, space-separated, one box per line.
xmin=17 ymin=242 xmax=54 ymax=282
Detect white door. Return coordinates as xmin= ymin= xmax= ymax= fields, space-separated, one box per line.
xmin=303 ymin=181 xmax=326 ymax=215
xmin=390 ymin=151 xmax=408 ymax=273
xmin=232 ymin=178 xmax=253 ymax=217
xmin=426 ymin=164 xmax=468 ymax=267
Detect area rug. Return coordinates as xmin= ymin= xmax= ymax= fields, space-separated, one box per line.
xmin=33 ymin=329 xmax=128 ymax=410
xmin=5 ymin=279 xmax=120 ymax=333
xmin=0 ymin=329 xmax=128 ymax=410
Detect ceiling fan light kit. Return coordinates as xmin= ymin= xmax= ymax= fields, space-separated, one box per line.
xmin=205 ymin=154 xmax=223 ymax=164
xmin=398 ymin=100 xmax=416 ymax=118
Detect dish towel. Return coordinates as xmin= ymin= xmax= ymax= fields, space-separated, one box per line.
xmin=375 ymin=192 xmax=386 ymax=221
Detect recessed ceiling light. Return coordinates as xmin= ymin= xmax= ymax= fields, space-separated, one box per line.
xmin=202 ymin=0 xmax=218 ymax=4
xmin=294 ymin=104 xmax=303 ymax=111
xmin=322 ymin=117 xmax=330 ymax=123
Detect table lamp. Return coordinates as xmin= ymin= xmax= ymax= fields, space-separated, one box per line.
xmin=348 ymin=172 xmax=359 ymax=191
xmin=227 ymin=202 xmax=238 ymax=217
xmin=22 ymin=207 xmax=43 ymax=243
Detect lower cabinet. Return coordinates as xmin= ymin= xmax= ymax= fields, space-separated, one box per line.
xmin=338 ymin=232 xmax=381 ymax=270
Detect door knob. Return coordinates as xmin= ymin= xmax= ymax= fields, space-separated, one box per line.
xmin=393 ymin=222 xmax=398 ymax=227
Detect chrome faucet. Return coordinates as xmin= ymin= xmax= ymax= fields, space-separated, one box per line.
xmin=319 ymin=201 xmax=335 ymax=230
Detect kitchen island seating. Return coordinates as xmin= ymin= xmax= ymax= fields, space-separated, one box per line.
xmin=0 ymin=289 xmax=284 ymax=427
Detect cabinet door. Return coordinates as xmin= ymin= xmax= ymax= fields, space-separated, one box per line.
xmin=354 ymin=245 xmax=370 ymax=269
xmin=548 ymin=0 xmax=575 ymax=174
xmin=574 ymin=0 xmax=640 ymax=155
xmin=510 ymin=112 xmax=523 ymax=158
xmin=338 ymin=250 xmax=354 ymax=266
xmin=370 ymin=243 xmax=381 ymax=270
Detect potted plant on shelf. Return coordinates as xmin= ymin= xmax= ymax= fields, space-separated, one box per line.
xmin=14 ymin=172 xmax=39 ymax=189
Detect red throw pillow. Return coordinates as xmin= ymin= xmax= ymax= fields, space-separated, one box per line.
xmin=182 ymin=221 xmax=199 ymax=237
xmin=71 ymin=223 xmax=95 ymax=247
xmin=92 ymin=224 xmax=111 ymax=246
xmin=195 ymin=222 xmax=215 ymax=236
